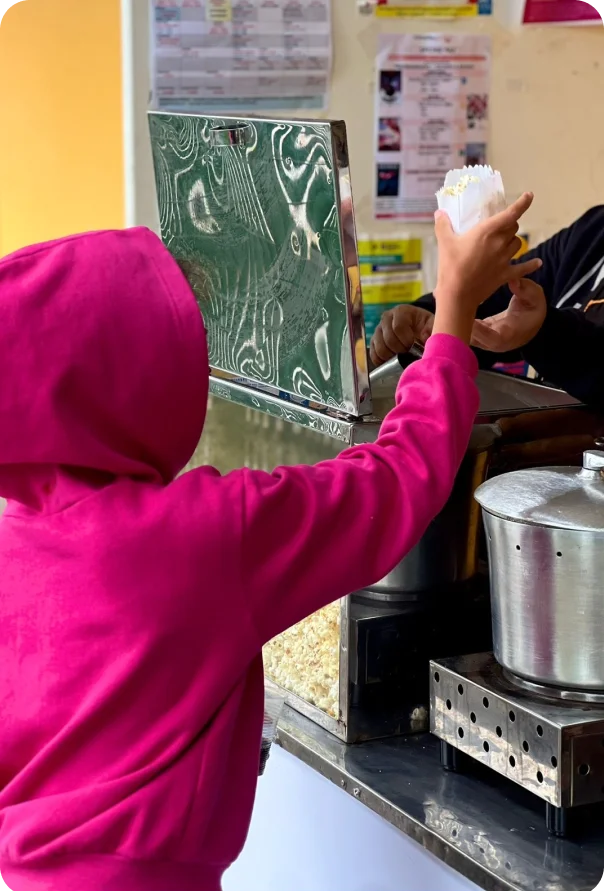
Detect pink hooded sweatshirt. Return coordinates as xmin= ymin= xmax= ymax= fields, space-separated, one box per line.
xmin=0 ymin=228 xmax=479 ymax=891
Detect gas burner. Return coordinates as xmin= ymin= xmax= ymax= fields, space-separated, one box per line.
xmin=430 ymin=653 xmax=604 ymax=837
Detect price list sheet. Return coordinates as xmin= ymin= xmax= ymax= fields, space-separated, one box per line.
xmin=151 ymin=0 xmax=332 ymax=111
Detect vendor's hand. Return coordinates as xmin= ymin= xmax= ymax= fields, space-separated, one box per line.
xmin=471 ymin=279 xmax=547 ymax=353
xmin=369 ymin=305 xmax=434 ymax=366
xmin=433 ymin=193 xmax=542 ymax=344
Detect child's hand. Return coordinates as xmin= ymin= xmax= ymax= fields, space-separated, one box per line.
xmin=471 ymin=279 xmax=547 ymax=353
xmin=432 ymin=193 xmax=542 ymax=344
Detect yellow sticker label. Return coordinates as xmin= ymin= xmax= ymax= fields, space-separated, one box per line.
xmin=358 ymin=239 xmax=423 ymax=306
xmin=207 ymin=0 xmax=232 ymax=23
xmin=376 ymin=6 xmax=478 ymax=16
xmin=515 ymin=234 xmax=530 ymax=258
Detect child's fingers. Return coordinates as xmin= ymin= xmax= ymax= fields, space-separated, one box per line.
xmin=494 ymin=192 xmax=535 ymax=229
xmin=434 ymin=210 xmax=454 ymax=242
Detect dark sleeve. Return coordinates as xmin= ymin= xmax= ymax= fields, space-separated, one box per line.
xmin=523 ymin=309 xmax=604 ymax=409
xmin=413 ymin=223 xmax=576 ymax=369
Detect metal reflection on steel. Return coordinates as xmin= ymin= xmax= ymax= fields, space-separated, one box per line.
xmin=149 ymin=112 xmax=371 ymax=418
xmin=210 ymin=123 xmax=253 ymax=147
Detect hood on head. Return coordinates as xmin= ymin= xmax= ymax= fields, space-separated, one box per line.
xmin=0 ymin=227 xmax=208 ymax=508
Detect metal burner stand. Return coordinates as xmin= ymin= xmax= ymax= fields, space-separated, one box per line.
xmin=430 ymin=653 xmax=604 ymax=837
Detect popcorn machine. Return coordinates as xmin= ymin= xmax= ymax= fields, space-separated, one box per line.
xmin=149 ymin=112 xmax=581 ymax=743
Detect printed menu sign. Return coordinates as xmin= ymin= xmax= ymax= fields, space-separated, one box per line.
xmin=151 ymin=0 xmax=332 ymax=111
xmin=374 ymin=33 xmax=492 ymax=221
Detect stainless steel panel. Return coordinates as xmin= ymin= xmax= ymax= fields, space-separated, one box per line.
xmin=149 ymin=112 xmax=370 ymax=418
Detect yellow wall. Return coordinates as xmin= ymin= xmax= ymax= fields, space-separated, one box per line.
xmin=0 ymin=0 xmax=124 ymax=255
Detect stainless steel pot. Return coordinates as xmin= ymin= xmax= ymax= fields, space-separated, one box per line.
xmin=369 ymin=425 xmax=496 ymax=596
xmin=366 ymin=351 xmax=580 ymax=597
xmin=475 ymin=449 xmax=604 ymax=693
xmin=367 ymin=351 xmax=496 ymax=596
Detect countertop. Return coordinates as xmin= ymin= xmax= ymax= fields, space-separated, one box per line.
xmin=276 ymin=708 xmax=604 ymax=892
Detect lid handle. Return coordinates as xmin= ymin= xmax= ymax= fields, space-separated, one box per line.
xmin=582 ymin=449 xmax=604 ymax=472
xmin=210 ymin=123 xmax=253 ymax=148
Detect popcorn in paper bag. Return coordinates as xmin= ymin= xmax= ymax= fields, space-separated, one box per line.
xmin=436 ymin=165 xmax=506 ymax=235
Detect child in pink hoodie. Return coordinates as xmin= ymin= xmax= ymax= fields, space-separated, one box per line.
xmin=0 ymin=195 xmax=540 ymax=892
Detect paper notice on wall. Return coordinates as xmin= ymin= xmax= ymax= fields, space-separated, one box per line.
xmin=522 ymin=0 xmax=602 ymax=24
xmin=359 ymin=238 xmax=423 ymax=342
xmin=375 ymin=0 xmax=492 ymax=16
xmin=151 ymin=0 xmax=332 ymax=112
xmin=374 ymin=33 xmax=491 ymax=222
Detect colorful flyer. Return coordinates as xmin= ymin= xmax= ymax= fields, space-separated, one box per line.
xmin=358 ymin=238 xmax=423 ymax=343
xmin=374 ymin=33 xmax=492 ymax=221
xmin=375 ymin=0 xmax=492 ymax=17
xmin=523 ymin=0 xmax=601 ymax=24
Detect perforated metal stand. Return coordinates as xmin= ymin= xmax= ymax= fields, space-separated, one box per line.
xmin=431 ymin=654 xmax=604 ymax=840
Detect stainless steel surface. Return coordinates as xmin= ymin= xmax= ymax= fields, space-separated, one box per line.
xmin=210 ymin=122 xmax=254 ymax=147
xmin=371 ymin=425 xmax=497 ymax=594
xmin=582 ymin=448 xmax=604 ymax=473
xmin=476 ymin=457 xmax=604 ymax=532
xmin=149 ymin=112 xmax=370 ymax=418
xmin=477 ymin=453 xmax=604 ymax=691
xmin=278 ymin=705 xmax=604 ymax=891
xmin=483 ymin=511 xmax=604 ymax=690
xmin=473 ymin=373 xmax=580 ymax=420
xmin=371 ymin=368 xmax=579 ymax=428
xmin=368 ymin=345 xmax=424 ymax=387
xmin=369 ymin=355 xmax=403 ymax=386
xmin=430 ymin=653 xmax=604 ymax=810
xmin=208 ymin=376 xmax=359 ymax=443
xmin=503 ymin=668 xmax=604 ymax=705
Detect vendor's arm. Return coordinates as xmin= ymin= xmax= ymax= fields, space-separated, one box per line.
xmin=523 ymin=309 xmax=604 ymax=409
xmin=471 ymin=278 xmax=604 ymax=409
xmin=371 ymin=206 xmax=604 ymax=369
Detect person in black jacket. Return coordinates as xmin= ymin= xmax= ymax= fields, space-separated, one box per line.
xmin=369 ymin=206 xmax=604 ymax=407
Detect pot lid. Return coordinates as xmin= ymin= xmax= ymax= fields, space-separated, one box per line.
xmin=475 ymin=449 xmax=604 ymax=532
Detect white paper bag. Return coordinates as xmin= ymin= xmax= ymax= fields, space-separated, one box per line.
xmin=436 ymin=165 xmax=506 ymax=235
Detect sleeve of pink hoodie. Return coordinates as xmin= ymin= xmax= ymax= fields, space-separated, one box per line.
xmin=237 ymin=334 xmax=479 ymax=645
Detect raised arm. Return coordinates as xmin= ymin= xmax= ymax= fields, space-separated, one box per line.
xmin=371 ymin=211 xmax=579 ymax=369
xmin=238 ymin=336 xmax=478 ymax=643
xmin=237 ymin=195 xmax=540 ymax=645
